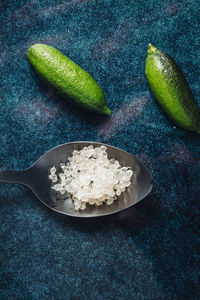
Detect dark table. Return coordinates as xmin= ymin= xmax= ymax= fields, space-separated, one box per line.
xmin=1 ymin=0 xmax=200 ymax=299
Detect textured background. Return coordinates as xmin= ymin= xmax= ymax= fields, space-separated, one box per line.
xmin=0 ymin=0 xmax=200 ymax=299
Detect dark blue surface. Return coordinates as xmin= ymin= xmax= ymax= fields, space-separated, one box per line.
xmin=0 ymin=1 xmax=200 ymax=299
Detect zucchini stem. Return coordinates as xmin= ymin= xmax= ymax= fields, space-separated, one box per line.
xmin=148 ymin=43 xmax=157 ymax=53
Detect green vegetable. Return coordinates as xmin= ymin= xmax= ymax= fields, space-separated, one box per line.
xmin=27 ymin=44 xmax=111 ymax=116
xmin=145 ymin=44 xmax=200 ymax=133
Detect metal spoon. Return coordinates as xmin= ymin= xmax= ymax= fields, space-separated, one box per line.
xmin=0 ymin=142 xmax=153 ymax=217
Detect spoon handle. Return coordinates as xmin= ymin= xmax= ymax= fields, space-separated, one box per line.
xmin=0 ymin=169 xmax=31 ymax=186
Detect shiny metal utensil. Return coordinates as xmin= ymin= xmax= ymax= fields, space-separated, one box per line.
xmin=0 ymin=142 xmax=153 ymax=217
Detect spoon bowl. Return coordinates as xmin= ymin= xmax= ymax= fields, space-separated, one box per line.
xmin=0 ymin=142 xmax=153 ymax=217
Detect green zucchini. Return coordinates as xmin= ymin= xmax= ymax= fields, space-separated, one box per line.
xmin=145 ymin=44 xmax=200 ymax=133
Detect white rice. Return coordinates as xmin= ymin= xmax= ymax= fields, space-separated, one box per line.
xmin=49 ymin=145 xmax=133 ymax=211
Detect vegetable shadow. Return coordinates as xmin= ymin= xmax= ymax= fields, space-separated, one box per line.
xmin=34 ymin=69 xmax=111 ymax=127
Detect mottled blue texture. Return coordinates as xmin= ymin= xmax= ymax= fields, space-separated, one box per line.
xmin=0 ymin=0 xmax=200 ymax=299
